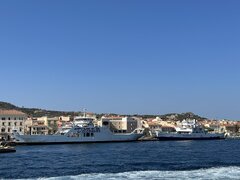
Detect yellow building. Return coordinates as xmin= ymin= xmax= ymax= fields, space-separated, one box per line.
xmin=37 ymin=116 xmax=59 ymax=134
xmin=24 ymin=117 xmax=49 ymax=135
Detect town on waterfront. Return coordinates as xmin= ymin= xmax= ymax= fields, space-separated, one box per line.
xmin=0 ymin=101 xmax=239 ymax=145
xmin=1 ymin=101 xmax=240 ymax=179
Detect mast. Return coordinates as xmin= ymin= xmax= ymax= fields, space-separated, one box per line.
xmin=83 ymin=108 xmax=87 ymax=117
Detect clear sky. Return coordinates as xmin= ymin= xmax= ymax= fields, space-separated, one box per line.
xmin=0 ymin=1 xmax=239 ymax=119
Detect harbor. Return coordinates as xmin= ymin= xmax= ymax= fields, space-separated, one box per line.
xmin=1 ymin=139 xmax=239 ymax=179
xmin=1 ymin=106 xmax=240 ymax=146
xmin=1 ymin=0 xmax=240 ymax=179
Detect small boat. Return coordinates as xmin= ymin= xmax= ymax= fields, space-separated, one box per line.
xmin=0 ymin=142 xmax=16 ymax=153
xmin=155 ymin=119 xmax=225 ymax=140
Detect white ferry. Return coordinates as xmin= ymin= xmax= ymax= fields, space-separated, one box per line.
xmin=13 ymin=117 xmax=144 ymax=144
xmin=155 ymin=119 xmax=225 ymax=140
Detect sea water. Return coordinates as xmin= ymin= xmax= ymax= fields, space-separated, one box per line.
xmin=0 ymin=140 xmax=240 ymax=179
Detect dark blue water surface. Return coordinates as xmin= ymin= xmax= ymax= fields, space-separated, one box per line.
xmin=0 ymin=139 xmax=240 ymax=179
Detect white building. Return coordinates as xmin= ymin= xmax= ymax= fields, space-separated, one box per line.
xmin=0 ymin=109 xmax=27 ymax=139
xmin=59 ymin=116 xmax=71 ymax=122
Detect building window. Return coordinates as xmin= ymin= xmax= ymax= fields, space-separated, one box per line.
xmin=1 ymin=117 xmax=5 ymax=120
xmin=19 ymin=128 xmax=22 ymax=132
xmin=103 ymin=121 xmax=109 ymax=126
xmin=8 ymin=117 xmax=10 ymax=120
xmin=2 ymin=122 xmax=5 ymax=126
xmin=8 ymin=128 xmax=11 ymax=132
xmin=1 ymin=128 xmax=5 ymax=132
xmin=14 ymin=122 xmax=17 ymax=126
xmin=14 ymin=117 xmax=16 ymax=120
xmin=20 ymin=122 xmax=22 ymax=126
xmin=8 ymin=122 xmax=11 ymax=126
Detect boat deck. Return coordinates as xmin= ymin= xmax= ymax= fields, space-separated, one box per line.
xmin=0 ymin=147 xmax=16 ymax=153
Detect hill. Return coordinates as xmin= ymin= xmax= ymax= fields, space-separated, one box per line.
xmin=129 ymin=112 xmax=206 ymax=121
xmin=0 ymin=101 xmax=206 ymax=120
xmin=0 ymin=101 xmax=78 ymax=117
xmin=160 ymin=112 xmax=206 ymax=121
xmin=0 ymin=102 xmax=18 ymax=110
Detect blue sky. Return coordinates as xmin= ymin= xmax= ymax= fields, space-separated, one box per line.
xmin=0 ymin=1 xmax=239 ymax=119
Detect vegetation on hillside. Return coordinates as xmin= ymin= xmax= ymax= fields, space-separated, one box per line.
xmin=0 ymin=101 xmax=206 ymax=120
xmin=0 ymin=101 xmax=78 ymax=117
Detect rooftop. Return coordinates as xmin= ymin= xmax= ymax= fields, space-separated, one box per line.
xmin=0 ymin=109 xmax=26 ymax=116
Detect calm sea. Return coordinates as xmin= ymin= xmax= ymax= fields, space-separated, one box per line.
xmin=0 ymin=139 xmax=240 ymax=179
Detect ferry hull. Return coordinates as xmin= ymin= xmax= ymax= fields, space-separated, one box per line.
xmin=157 ymin=136 xmax=225 ymax=140
xmin=156 ymin=133 xmax=225 ymax=141
xmin=0 ymin=147 xmax=16 ymax=153
xmin=16 ymin=139 xmax=140 ymax=145
xmin=14 ymin=133 xmax=143 ymax=145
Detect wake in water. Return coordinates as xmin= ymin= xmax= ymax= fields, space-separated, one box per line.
xmin=27 ymin=166 xmax=240 ymax=180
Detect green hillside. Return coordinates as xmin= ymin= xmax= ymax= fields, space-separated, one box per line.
xmin=0 ymin=101 xmax=78 ymax=117
xmin=0 ymin=101 xmax=206 ymax=120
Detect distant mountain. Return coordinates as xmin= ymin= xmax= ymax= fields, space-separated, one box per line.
xmin=0 ymin=101 xmax=18 ymax=110
xmin=133 ymin=112 xmax=206 ymax=121
xmin=160 ymin=112 xmax=206 ymax=121
xmin=0 ymin=101 xmax=78 ymax=117
xmin=0 ymin=101 xmax=206 ymax=120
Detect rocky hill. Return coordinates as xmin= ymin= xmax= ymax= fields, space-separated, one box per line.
xmin=160 ymin=112 xmax=206 ymax=121
xmin=0 ymin=101 xmax=206 ymax=120
xmin=131 ymin=112 xmax=206 ymax=121
xmin=0 ymin=101 xmax=78 ymax=117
